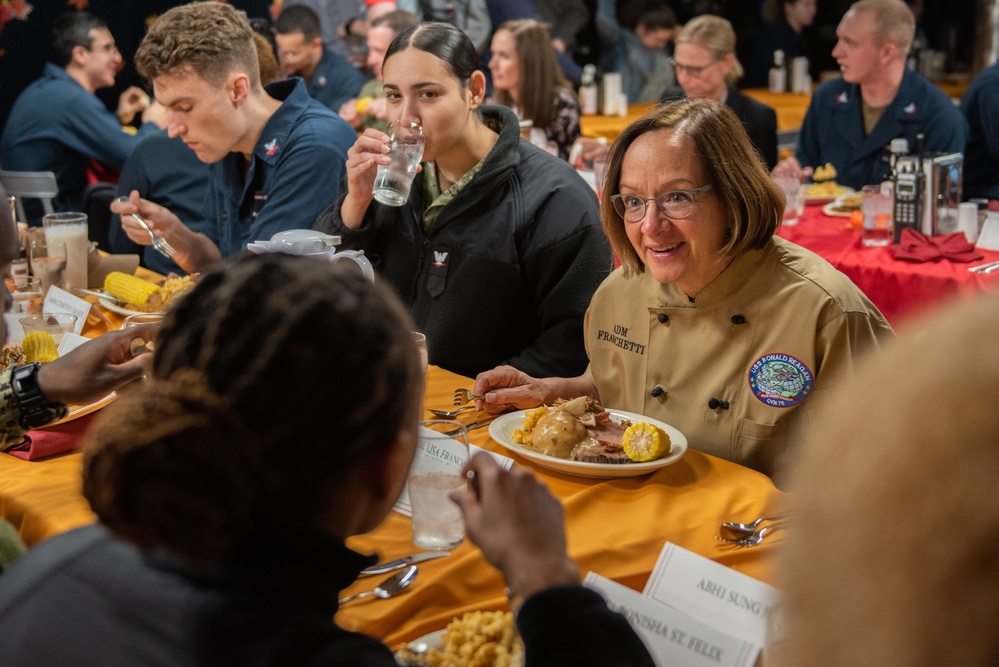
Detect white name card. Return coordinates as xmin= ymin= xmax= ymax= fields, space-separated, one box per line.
xmin=643 ymin=543 xmax=780 ymax=646
xmin=42 ymin=286 xmax=90 ymax=334
xmin=584 ymin=572 xmax=760 ymax=667
xmin=56 ymin=332 xmax=90 ymax=356
xmin=392 ymin=443 xmax=513 ymax=517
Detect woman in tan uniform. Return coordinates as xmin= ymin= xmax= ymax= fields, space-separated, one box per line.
xmin=474 ymin=98 xmax=893 ymax=478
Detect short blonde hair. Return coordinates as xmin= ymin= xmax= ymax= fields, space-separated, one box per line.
xmin=676 ymin=15 xmax=743 ymax=84
xmin=601 ymin=98 xmax=783 ymax=276
xmin=136 ymin=2 xmax=260 ymax=89
xmin=849 ymin=0 xmax=915 ymax=54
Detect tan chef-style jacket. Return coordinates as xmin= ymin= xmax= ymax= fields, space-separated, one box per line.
xmin=583 ymin=236 xmax=894 ymax=478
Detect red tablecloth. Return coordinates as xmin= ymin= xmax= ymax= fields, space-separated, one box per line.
xmin=777 ymin=207 xmax=999 ymax=327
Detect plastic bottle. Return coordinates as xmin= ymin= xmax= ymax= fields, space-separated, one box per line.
xmin=579 ymin=64 xmax=598 ymax=116
xmin=768 ymin=50 xmax=786 ymax=93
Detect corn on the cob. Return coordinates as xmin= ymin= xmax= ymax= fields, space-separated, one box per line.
xmin=622 ymin=422 xmax=671 ymax=462
xmin=22 ymin=332 xmax=59 ymax=363
xmin=355 ymin=96 xmax=373 ymax=113
xmin=104 ymin=272 xmax=163 ymax=310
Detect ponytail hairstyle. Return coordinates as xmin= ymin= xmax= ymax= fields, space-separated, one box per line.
xmin=384 ymin=21 xmax=480 ymax=91
xmin=82 ymin=254 xmax=422 ymax=564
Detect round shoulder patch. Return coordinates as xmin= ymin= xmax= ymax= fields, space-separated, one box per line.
xmin=748 ymin=353 xmax=814 ymax=408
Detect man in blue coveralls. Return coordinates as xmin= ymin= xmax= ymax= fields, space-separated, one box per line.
xmin=274 ymin=4 xmax=367 ymax=112
xmin=774 ymin=0 xmax=966 ymax=189
xmin=111 ymin=2 xmax=356 ymax=275
xmin=0 ymin=12 xmax=166 ymax=222
xmin=960 ymin=61 xmax=999 ymax=201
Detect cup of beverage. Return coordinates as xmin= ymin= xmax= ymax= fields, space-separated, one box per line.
xmin=5 ymin=276 xmax=43 ymax=317
xmin=775 ymin=172 xmax=804 ymax=225
xmin=413 ymin=331 xmax=428 ymax=373
xmin=28 ymin=236 xmax=68 ymax=297
xmin=121 ymin=313 xmax=165 ymax=329
xmin=20 ymin=313 xmax=78 ymax=343
xmin=372 ymin=121 xmax=424 ymax=207
xmin=409 ymin=420 xmax=469 ymax=551
xmin=42 ymin=212 xmax=89 ymax=290
xmin=861 ymin=184 xmax=893 ymax=247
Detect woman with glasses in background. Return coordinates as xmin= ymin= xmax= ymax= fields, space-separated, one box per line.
xmin=474 ymin=99 xmax=893 ymax=480
xmin=660 ymin=15 xmax=780 ymax=170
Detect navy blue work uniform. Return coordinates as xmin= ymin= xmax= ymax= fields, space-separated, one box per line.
xmin=304 ymin=48 xmax=366 ymax=112
xmin=961 ymin=62 xmax=999 ymax=201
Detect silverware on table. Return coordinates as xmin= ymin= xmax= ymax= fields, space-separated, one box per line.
xmin=359 ymin=551 xmax=451 ymax=577
xmin=720 ymin=513 xmax=788 ymax=539
xmin=71 ymin=287 xmax=128 ymax=307
xmin=444 ymin=417 xmax=494 ymax=436
xmin=715 ymin=525 xmax=777 ymax=547
xmin=427 ymin=405 xmax=476 ymax=418
xmin=968 ymin=260 xmax=999 ymax=274
xmin=338 ymin=565 xmax=418 ymax=605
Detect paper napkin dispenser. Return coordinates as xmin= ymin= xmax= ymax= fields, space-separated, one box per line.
xmin=921 ymin=152 xmax=963 ymax=236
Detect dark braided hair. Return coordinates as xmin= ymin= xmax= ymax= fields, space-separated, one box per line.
xmin=82 ymin=254 xmax=421 ymax=564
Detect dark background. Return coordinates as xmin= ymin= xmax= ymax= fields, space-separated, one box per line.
xmin=0 ymin=0 xmax=979 ymax=133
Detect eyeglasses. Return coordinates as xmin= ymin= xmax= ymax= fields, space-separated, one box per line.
xmin=610 ymin=184 xmax=714 ymax=222
xmin=87 ymin=42 xmax=119 ymax=54
xmin=669 ymin=57 xmax=719 ymax=79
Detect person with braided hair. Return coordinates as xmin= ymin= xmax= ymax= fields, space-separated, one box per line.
xmin=0 ymin=252 xmax=653 ymax=667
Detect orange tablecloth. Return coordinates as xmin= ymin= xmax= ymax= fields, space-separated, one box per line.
xmin=778 ymin=207 xmax=999 ymax=327
xmin=580 ymin=91 xmax=809 ymax=143
xmin=0 ymin=363 xmax=782 ymax=647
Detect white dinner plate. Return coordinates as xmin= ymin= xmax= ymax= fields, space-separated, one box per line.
xmin=97 ymin=294 xmax=163 ymax=317
xmin=394 ymin=630 xmax=446 ymax=666
xmin=488 ymin=409 xmax=688 ymax=479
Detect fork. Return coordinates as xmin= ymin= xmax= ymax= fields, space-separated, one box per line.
xmin=452 ymin=388 xmax=483 ymax=406
xmin=117 ymin=197 xmax=176 ymax=259
xmin=427 ymin=405 xmax=476 ymax=418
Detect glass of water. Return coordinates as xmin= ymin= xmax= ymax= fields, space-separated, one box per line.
xmin=409 ymin=420 xmax=469 ymax=551
xmin=372 ymin=121 xmax=424 ymax=207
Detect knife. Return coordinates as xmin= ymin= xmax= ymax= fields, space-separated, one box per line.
xmin=443 ymin=418 xmax=495 ymax=436
xmin=360 ymin=551 xmax=451 ymax=576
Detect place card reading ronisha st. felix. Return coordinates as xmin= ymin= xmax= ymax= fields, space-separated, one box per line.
xmin=643 ymin=543 xmax=780 ymax=646
xmin=584 ymin=573 xmax=760 ymax=667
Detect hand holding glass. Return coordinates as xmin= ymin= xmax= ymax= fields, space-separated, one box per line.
xmin=372 ymin=121 xmax=424 ymax=207
xmin=409 ymin=420 xmax=469 ymax=550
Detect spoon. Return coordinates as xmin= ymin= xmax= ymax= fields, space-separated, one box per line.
xmin=338 ymin=565 xmax=418 ymax=605
xmin=715 ymin=526 xmax=774 ymax=547
xmin=426 ymin=405 xmax=476 ymax=418
xmin=720 ymin=513 xmax=787 ymax=538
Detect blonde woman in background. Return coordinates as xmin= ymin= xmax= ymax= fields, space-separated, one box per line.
xmin=489 ymin=19 xmax=581 ymax=160
xmin=661 ymin=15 xmax=779 ymax=169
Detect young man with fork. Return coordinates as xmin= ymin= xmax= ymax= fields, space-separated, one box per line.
xmin=111 ymin=2 xmax=356 ymax=274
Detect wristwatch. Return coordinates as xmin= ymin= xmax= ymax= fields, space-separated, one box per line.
xmin=11 ymin=363 xmax=68 ymax=429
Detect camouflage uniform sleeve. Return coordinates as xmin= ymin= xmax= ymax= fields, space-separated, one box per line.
xmin=0 ymin=366 xmax=28 ymax=452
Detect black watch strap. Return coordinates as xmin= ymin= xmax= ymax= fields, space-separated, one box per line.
xmin=11 ymin=363 xmax=68 ymax=430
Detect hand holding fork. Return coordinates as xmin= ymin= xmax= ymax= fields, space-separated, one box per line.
xmin=114 ymin=195 xmax=177 ymax=259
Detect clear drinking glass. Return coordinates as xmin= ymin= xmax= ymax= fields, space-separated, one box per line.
xmin=28 ymin=236 xmax=68 ymax=297
xmin=42 ymin=212 xmax=88 ymax=289
xmin=372 ymin=121 xmax=424 ymax=207
xmin=413 ymin=331 xmax=428 ymax=373
xmin=409 ymin=420 xmax=469 ymax=551
xmin=775 ymin=172 xmax=804 ymax=225
xmin=861 ymin=184 xmax=893 ymax=247
xmin=20 ymin=313 xmax=77 ymax=343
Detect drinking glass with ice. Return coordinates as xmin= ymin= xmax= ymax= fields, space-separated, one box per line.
xmin=372 ymin=121 xmax=424 ymax=207
xmin=409 ymin=420 xmax=469 ymax=551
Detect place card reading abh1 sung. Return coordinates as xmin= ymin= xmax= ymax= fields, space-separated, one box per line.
xmin=584 ymin=573 xmax=760 ymax=667
xmin=644 ymin=542 xmax=780 ymax=646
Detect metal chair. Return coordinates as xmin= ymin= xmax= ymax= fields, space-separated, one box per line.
xmin=0 ymin=170 xmax=59 ymax=222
